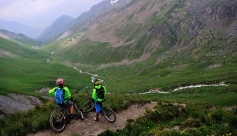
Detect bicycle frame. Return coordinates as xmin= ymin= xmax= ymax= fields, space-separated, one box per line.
xmin=50 ymin=88 xmax=84 ymax=132
xmin=85 ymin=87 xmax=94 ymax=102
xmin=81 ymin=87 xmax=95 ymax=113
xmin=81 ymin=87 xmax=116 ymax=122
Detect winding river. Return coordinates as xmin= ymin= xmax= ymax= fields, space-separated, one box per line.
xmin=67 ymin=64 xmax=228 ymax=95
xmin=139 ymin=83 xmax=228 ymax=94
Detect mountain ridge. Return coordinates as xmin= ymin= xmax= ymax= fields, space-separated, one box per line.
xmin=40 ymin=0 xmax=237 ymax=91
xmin=0 ymin=19 xmax=41 ymax=39
xmin=36 ymin=15 xmax=75 ymax=43
xmin=0 ymin=0 xmax=237 ymax=135
xmin=36 ymin=0 xmax=130 ymax=43
xmin=0 ymin=29 xmax=40 ymax=47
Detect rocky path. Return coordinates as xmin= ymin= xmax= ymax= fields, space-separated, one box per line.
xmin=27 ymin=102 xmax=156 ymax=136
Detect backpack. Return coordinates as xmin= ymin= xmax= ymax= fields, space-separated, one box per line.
xmin=96 ymin=86 xmax=105 ymax=99
xmin=55 ymin=87 xmax=65 ymax=104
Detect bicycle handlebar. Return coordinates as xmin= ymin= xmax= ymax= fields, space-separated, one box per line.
xmin=71 ymin=88 xmax=80 ymax=95
xmin=85 ymin=87 xmax=89 ymax=92
xmin=71 ymin=87 xmax=91 ymax=97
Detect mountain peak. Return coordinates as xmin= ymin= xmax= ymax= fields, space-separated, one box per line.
xmin=52 ymin=15 xmax=74 ymax=25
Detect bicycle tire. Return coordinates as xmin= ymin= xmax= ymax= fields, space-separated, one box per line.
xmin=50 ymin=110 xmax=66 ymax=132
xmin=81 ymin=101 xmax=94 ymax=113
xmin=73 ymin=103 xmax=84 ymax=120
xmin=101 ymin=107 xmax=116 ymax=123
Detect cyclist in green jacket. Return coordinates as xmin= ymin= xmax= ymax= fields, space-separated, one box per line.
xmin=48 ymin=78 xmax=74 ymax=118
xmin=92 ymin=78 xmax=106 ymax=121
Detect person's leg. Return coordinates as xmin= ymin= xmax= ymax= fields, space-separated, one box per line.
xmin=94 ymin=101 xmax=101 ymax=121
xmin=95 ymin=112 xmax=99 ymax=121
xmin=65 ymin=101 xmax=74 ymax=118
xmin=69 ymin=105 xmax=74 ymax=114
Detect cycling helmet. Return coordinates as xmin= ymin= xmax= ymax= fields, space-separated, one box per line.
xmin=56 ymin=78 xmax=64 ymax=85
xmin=93 ymin=78 xmax=100 ymax=86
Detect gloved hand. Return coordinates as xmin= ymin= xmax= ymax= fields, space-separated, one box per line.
xmin=97 ymin=98 xmax=105 ymax=102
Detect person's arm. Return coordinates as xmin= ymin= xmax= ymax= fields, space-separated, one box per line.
xmin=103 ymin=85 xmax=107 ymax=96
xmin=92 ymin=89 xmax=98 ymax=101
xmin=64 ymin=87 xmax=71 ymax=101
xmin=48 ymin=87 xmax=56 ymax=96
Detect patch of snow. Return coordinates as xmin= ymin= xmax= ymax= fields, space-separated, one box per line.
xmin=111 ymin=0 xmax=119 ymax=4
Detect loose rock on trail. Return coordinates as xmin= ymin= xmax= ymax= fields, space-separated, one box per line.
xmin=27 ymin=102 xmax=156 ymax=136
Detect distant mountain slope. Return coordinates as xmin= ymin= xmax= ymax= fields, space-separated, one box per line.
xmin=37 ymin=0 xmax=130 ymax=43
xmin=0 ymin=29 xmax=40 ymax=47
xmin=71 ymin=0 xmax=113 ymax=24
xmin=0 ymin=36 xmax=44 ymax=59
xmin=36 ymin=15 xmax=74 ymax=43
xmin=0 ymin=19 xmax=41 ymax=39
xmin=44 ymin=0 xmax=237 ymax=71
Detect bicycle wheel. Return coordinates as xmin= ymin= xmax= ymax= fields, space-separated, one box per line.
xmin=101 ymin=107 xmax=116 ymax=123
xmin=81 ymin=101 xmax=94 ymax=113
xmin=50 ymin=110 xmax=66 ymax=132
xmin=73 ymin=103 xmax=84 ymax=120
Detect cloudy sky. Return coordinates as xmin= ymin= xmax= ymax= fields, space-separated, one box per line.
xmin=0 ymin=0 xmax=104 ymax=28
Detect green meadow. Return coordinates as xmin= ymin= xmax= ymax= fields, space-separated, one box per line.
xmin=1 ymin=26 xmax=237 ymax=136
xmin=1 ymin=0 xmax=237 ymax=135
xmin=1 ymin=40 xmax=237 ymax=135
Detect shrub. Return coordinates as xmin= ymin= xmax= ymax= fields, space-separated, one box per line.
xmin=228 ymin=115 xmax=237 ymax=128
xmin=182 ymin=117 xmax=201 ymax=128
xmin=211 ymin=109 xmax=224 ymax=122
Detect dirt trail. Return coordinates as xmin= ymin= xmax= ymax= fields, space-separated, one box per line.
xmin=27 ymin=102 xmax=156 ymax=136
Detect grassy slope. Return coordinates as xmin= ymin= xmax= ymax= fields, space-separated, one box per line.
xmin=0 ymin=37 xmax=92 ymax=97
xmin=0 ymin=0 xmax=237 ymax=135
xmin=36 ymin=0 xmax=237 ymax=94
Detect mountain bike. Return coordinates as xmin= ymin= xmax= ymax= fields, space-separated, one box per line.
xmin=49 ymin=89 xmax=84 ymax=132
xmin=80 ymin=87 xmax=116 ymax=123
xmin=81 ymin=87 xmax=95 ymax=113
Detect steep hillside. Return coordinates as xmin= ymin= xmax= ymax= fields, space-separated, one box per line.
xmin=36 ymin=15 xmax=75 ymax=43
xmin=1 ymin=0 xmax=235 ymax=114
xmin=36 ymin=0 xmax=130 ymax=43
xmin=46 ymin=0 xmax=237 ymax=64
xmin=0 ymin=36 xmax=91 ymax=118
xmin=0 ymin=29 xmax=40 ymax=48
xmin=0 ymin=36 xmax=44 ymax=59
xmin=1 ymin=0 xmax=237 ymax=135
xmin=41 ymin=0 xmax=237 ymax=93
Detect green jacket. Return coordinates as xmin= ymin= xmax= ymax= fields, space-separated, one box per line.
xmin=48 ymin=86 xmax=71 ymax=103
xmin=92 ymin=85 xmax=106 ymax=102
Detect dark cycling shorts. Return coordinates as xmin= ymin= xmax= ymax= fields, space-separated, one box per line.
xmin=64 ymin=100 xmax=73 ymax=107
